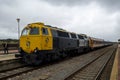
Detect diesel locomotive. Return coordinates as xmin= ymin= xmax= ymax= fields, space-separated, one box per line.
xmin=16 ymin=22 xmax=111 ymax=65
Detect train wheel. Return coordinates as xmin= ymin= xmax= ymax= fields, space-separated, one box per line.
xmin=46 ymin=54 xmax=51 ymax=62
xmin=23 ymin=54 xmax=43 ymax=65
xmin=51 ymin=52 xmax=60 ymax=60
xmin=31 ymin=54 xmax=43 ymax=65
xmin=60 ymin=52 xmax=67 ymax=58
xmin=23 ymin=54 xmax=32 ymax=65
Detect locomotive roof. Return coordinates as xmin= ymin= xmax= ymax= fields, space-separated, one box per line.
xmin=26 ymin=22 xmax=67 ymax=32
xmin=25 ymin=22 xmax=89 ymax=37
xmin=44 ymin=25 xmax=66 ymax=32
xmin=89 ymin=37 xmax=104 ymax=41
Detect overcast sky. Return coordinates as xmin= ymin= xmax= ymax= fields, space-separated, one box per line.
xmin=0 ymin=0 xmax=120 ymax=41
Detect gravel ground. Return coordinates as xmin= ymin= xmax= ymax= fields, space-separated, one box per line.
xmin=8 ymin=46 xmax=114 ymax=80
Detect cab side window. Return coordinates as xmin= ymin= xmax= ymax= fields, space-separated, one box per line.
xmin=42 ymin=28 xmax=48 ymax=35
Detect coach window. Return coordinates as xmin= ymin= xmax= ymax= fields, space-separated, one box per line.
xmin=78 ymin=35 xmax=84 ymax=39
xmin=51 ymin=30 xmax=58 ymax=37
xmin=57 ymin=31 xmax=69 ymax=38
xmin=42 ymin=28 xmax=48 ymax=35
xmin=71 ymin=33 xmax=77 ymax=39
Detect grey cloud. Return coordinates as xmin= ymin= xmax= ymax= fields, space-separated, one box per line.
xmin=0 ymin=0 xmax=119 ymax=41
xmin=43 ymin=0 xmax=120 ymax=12
xmin=42 ymin=0 xmax=94 ymax=6
xmin=115 ymin=17 xmax=120 ymax=39
xmin=0 ymin=0 xmax=18 ymax=7
xmin=97 ymin=0 xmax=120 ymax=12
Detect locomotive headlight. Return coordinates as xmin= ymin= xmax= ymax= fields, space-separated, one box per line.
xmin=34 ymin=48 xmax=38 ymax=53
xmin=34 ymin=49 xmax=37 ymax=53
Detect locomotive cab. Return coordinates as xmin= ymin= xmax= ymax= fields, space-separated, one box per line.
xmin=20 ymin=23 xmax=53 ymax=54
xmin=18 ymin=22 xmax=53 ymax=65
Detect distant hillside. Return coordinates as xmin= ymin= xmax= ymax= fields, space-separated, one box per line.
xmin=0 ymin=39 xmax=19 ymax=44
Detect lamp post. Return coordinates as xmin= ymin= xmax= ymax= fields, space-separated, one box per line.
xmin=16 ymin=18 xmax=20 ymax=39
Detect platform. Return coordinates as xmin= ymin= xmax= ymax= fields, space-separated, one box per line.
xmin=0 ymin=53 xmax=17 ymax=61
xmin=110 ymin=44 xmax=119 ymax=80
xmin=0 ymin=50 xmax=18 ymax=54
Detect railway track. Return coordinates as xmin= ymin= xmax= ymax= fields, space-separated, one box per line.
xmin=3 ymin=45 xmax=116 ymax=80
xmin=97 ymin=45 xmax=117 ymax=80
xmin=0 ymin=58 xmax=19 ymax=65
xmin=65 ymin=45 xmax=117 ymax=80
xmin=47 ymin=45 xmax=117 ymax=80
xmin=0 ymin=58 xmax=26 ymax=73
xmin=0 ymin=66 xmax=38 ymax=80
